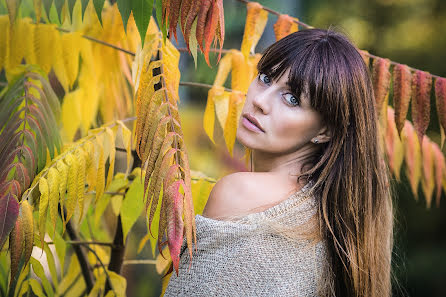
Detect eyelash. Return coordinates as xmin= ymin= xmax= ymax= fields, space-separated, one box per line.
xmin=257 ymin=72 xmax=300 ymax=107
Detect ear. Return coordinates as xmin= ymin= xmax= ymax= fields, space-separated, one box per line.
xmin=316 ymin=125 xmax=332 ymax=143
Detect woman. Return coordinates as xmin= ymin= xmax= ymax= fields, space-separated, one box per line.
xmin=164 ymin=28 xmax=395 ymax=297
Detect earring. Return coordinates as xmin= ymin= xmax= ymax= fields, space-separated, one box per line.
xmin=313 ymin=139 xmax=319 ymax=144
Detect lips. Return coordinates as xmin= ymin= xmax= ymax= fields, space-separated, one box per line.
xmin=242 ymin=113 xmax=264 ymax=132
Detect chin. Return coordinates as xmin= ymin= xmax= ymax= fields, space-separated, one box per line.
xmin=236 ymin=128 xmax=256 ymax=149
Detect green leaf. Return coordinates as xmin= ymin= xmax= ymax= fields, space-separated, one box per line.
xmin=81 ymin=0 xmax=89 ymax=20
xmin=155 ymin=0 xmax=167 ymax=43
xmin=5 ymin=0 xmax=22 ymax=25
xmin=108 ymin=271 xmax=127 ymax=297
xmin=56 ymin=255 xmax=82 ymax=296
xmin=121 ymin=169 xmax=144 ymax=243
xmin=54 ymin=0 xmax=64 ymax=23
xmin=149 ymin=187 xmax=163 ymax=257
xmin=132 ymin=0 xmax=154 ymax=48
xmin=29 ymin=278 xmax=45 ymax=297
xmin=67 ymin=0 xmax=76 ymax=21
xmin=117 ymin=0 xmax=131 ymax=33
xmin=53 ymin=230 xmax=66 ymax=277
xmin=43 ymin=242 xmax=59 ymax=287
xmin=93 ymin=0 xmax=105 ymax=26
xmin=30 ymin=257 xmax=55 ymax=297
xmin=189 ymin=17 xmax=198 ymax=69
xmin=42 ymin=0 xmax=53 ymax=20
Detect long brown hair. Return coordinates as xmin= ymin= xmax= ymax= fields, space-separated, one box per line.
xmin=253 ymin=28 xmax=396 ymax=297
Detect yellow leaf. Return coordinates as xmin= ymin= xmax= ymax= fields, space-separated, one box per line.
xmin=47 ymin=167 xmax=59 ymax=235
xmin=231 ymin=50 xmax=250 ymax=93
xmin=95 ymin=137 xmax=105 ymax=204
xmin=213 ymin=51 xmax=232 ymax=87
xmin=75 ymin=147 xmax=86 ymax=222
xmin=203 ymin=89 xmax=216 ymax=144
xmin=64 ymin=153 xmax=78 ymax=224
xmin=402 ymin=121 xmax=422 ymax=200
xmin=38 ymin=177 xmax=49 ymax=249
xmin=0 ymin=15 xmax=10 ymax=71
xmin=212 ymin=86 xmax=231 ymax=129
xmin=105 ymin=127 xmax=117 ymax=189
xmin=61 ymin=89 xmax=82 ymax=142
xmin=34 ymin=23 xmax=57 ymax=74
xmin=240 ymin=2 xmax=268 ymax=61
xmin=61 ymin=32 xmax=81 ymax=89
xmin=224 ymin=91 xmax=245 ymax=156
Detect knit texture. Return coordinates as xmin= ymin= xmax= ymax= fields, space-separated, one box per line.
xmin=164 ymin=180 xmax=333 ymax=297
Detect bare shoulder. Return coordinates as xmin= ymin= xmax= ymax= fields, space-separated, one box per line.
xmin=201 ymin=172 xmax=247 ymax=220
xmin=201 ymin=172 xmax=289 ymax=220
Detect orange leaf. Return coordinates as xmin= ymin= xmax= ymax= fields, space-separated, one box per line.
xmin=385 ymin=107 xmax=404 ymax=181
xmin=402 ymin=121 xmax=422 ymax=200
xmin=431 ymin=141 xmax=445 ymax=207
xmin=359 ymin=50 xmax=370 ymax=68
xmin=392 ymin=64 xmax=412 ymax=139
xmin=203 ymin=0 xmax=220 ymax=67
xmin=240 ymin=2 xmax=268 ymax=61
xmin=273 ymin=14 xmax=298 ymax=41
xmin=435 ymin=77 xmax=446 ymax=148
xmin=421 ymin=137 xmax=435 ymax=208
xmin=411 ymin=70 xmax=432 ymax=144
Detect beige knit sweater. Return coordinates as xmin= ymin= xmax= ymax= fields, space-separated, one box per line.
xmin=164 ymin=180 xmax=333 ymax=297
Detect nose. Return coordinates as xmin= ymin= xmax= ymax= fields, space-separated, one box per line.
xmin=252 ymin=87 xmax=273 ymax=114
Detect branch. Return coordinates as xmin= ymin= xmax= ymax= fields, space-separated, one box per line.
xmin=179 ymin=81 xmax=234 ymax=93
xmin=122 ymin=259 xmax=157 ymax=265
xmin=82 ymin=244 xmax=115 ymax=294
xmin=45 ymin=240 xmax=116 ymax=248
xmin=64 ymin=209 xmax=95 ymax=293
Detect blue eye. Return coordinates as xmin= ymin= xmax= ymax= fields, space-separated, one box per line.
xmin=283 ymin=93 xmax=300 ymax=106
xmin=258 ymin=73 xmax=271 ymax=84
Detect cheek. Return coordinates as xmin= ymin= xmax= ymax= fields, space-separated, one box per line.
xmin=272 ymin=112 xmax=319 ymax=143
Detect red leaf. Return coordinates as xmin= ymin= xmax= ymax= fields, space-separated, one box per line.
xmin=168 ymin=0 xmax=181 ymax=42
xmin=411 ymin=70 xmax=432 ymax=144
xmin=180 ymin=0 xmax=193 ymax=36
xmin=371 ymin=57 xmax=391 ymax=116
xmin=184 ymin=0 xmax=200 ymax=51
xmin=9 ymin=211 xmax=24 ymax=287
xmin=435 ymin=77 xmax=446 ymax=146
xmin=196 ymin=0 xmax=212 ymax=54
xmin=166 ymin=179 xmax=185 ymax=276
xmin=392 ymin=64 xmax=412 ymax=138
xmin=0 ymin=192 xmax=19 ymax=250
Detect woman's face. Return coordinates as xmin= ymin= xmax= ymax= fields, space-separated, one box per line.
xmin=236 ymin=68 xmax=328 ymax=154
